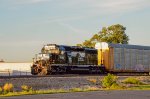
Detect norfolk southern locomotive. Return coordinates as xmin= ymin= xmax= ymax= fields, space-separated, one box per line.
xmin=31 ymin=44 xmax=105 ymax=75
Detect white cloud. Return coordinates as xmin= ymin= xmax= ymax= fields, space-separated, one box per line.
xmin=12 ymin=0 xmax=49 ymax=5
xmin=59 ymin=0 xmax=150 ymax=15
xmin=4 ymin=0 xmax=150 ymax=17
xmin=94 ymin=0 xmax=150 ymax=13
xmin=46 ymin=16 xmax=87 ymax=23
xmin=57 ymin=22 xmax=88 ymax=34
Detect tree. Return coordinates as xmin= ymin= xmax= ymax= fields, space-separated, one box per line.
xmin=77 ymin=24 xmax=129 ymax=47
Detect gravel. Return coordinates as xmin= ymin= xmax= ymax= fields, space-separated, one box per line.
xmin=0 ymin=76 xmax=103 ymax=91
xmin=0 ymin=76 xmax=150 ymax=91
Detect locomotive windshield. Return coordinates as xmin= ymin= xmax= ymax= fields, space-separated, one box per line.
xmin=36 ymin=53 xmax=50 ymax=60
xmin=41 ymin=44 xmax=60 ymax=54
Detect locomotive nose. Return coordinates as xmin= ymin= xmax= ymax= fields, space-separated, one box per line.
xmin=31 ymin=64 xmax=38 ymax=75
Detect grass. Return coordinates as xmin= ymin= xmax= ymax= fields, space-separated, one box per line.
xmin=1 ymin=85 xmax=150 ymax=97
xmin=21 ymin=85 xmax=32 ymax=92
xmin=0 ymin=87 xmax=105 ymax=97
xmin=122 ymin=77 xmax=144 ymax=85
xmin=84 ymin=86 xmax=100 ymax=91
xmin=70 ymin=88 xmax=83 ymax=92
xmin=0 ymin=89 xmax=68 ymax=97
xmin=128 ymin=85 xmax=150 ymax=90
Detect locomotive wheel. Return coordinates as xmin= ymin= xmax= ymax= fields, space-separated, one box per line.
xmin=89 ymin=67 xmax=93 ymax=74
xmin=38 ymin=68 xmax=48 ymax=75
xmin=55 ymin=67 xmax=61 ymax=74
xmin=31 ymin=68 xmax=38 ymax=75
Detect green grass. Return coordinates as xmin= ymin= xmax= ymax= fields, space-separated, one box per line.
xmin=0 ymin=87 xmax=103 ymax=97
xmin=122 ymin=77 xmax=144 ymax=85
xmin=70 ymin=88 xmax=82 ymax=92
xmin=128 ymin=85 xmax=150 ymax=90
xmin=0 ymin=85 xmax=150 ymax=97
xmin=0 ymin=89 xmax=68 ymax=97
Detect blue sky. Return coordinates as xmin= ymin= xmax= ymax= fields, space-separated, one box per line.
xmin=0 ymin=0 xmax=150 ymax=62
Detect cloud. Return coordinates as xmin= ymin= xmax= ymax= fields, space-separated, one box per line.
xmin=46 ymin=16 xmax=86 ymax=23
xmin=59 ymin=0 xmax=150 ymax=15
xmin=4 ymin=0 xmax=150 ymax=17
xmin=45 ymin=0 xmax=149 ymax=24
xmin=57 ymin=22 xmax=88 ymax=34
xmin=12 ymin=0 xmax=49 ymax=5
xmin=95 ymin=0 xmax=150 ymax=13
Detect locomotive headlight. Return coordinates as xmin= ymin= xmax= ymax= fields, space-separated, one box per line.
xmin=44 ymin=45 xmax=49 ymax=50
xmin=61 ymin=51 xmax=65 ymax=54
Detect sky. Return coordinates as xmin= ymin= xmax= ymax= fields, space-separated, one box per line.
xmin=0 ymin=0 xmax=150 ymax=62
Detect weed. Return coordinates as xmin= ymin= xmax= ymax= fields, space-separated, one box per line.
xmin=0 ymin=87 xmax=2 ymax=94
xmin=88 ymin=79 xmax=97 ymax=84
xmin=122 ymin=77 xmax=143 ymax=85
xmin=110 ymin=83 xmax=123 ymax=89
xmin=102 ymin=73 xmax=118 ymax=88
xmin=21 ymin=85 xmax=32 ymax=92
xmin=3 ymin=83 xmax=14 ymax=93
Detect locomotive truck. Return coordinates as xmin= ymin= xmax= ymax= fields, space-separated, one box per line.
xmin=31 ymin=42 xmax=150 ymax=75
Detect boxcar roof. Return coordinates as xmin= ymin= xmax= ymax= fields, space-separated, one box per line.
xmin=108 ymin=43 xmax=150 ymax=50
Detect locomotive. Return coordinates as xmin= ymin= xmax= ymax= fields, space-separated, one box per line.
xmin=31 ymin=44 xmax=105 ymax=75
xmin=31 ymin=42 xmax=150 ymax=75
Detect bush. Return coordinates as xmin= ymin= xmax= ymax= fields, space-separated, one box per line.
xmin=21 ymin=85 xmax=32 ymax=92
xmin=102 ymin=74 xmax=118 ymax=88
xmin=122 ymin=77 xmax=143 ymax=85
xmin=3 ymin=83 xmax=14 ymax=93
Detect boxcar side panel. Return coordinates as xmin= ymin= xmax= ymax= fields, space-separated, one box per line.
xmin=113 ymin=48 xmax=125 ymax=71
xmin=110 ymin=47 xmax=150 ymax=72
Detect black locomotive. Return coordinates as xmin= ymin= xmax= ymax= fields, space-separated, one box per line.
xmin=31 ymin=44 xmax=105 ymax=75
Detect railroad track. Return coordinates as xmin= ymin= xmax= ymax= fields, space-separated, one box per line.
xmin=0 ymin=74 xmax=105 ymax=79
xmin=0 ymin=73 xmax=149 ymax=79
